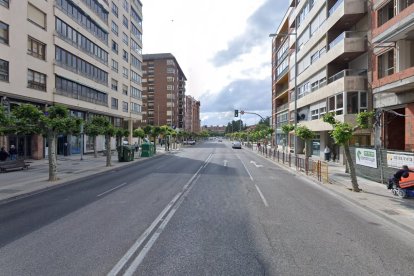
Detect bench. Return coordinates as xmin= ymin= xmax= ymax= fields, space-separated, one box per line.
xmin=0 ymin=159 xmax=30 ymax=172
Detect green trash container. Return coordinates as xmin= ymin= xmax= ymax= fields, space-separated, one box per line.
xmin=118 ymin=145 xmax=135 ymax=161
xmin=141 ymin=143 xmax=151 ymax=157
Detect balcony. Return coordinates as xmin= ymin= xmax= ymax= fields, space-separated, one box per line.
xmin=276 ymin=102 xmax=289 ymax=113
xmin=292 ymin=69 xmax=367 ymax=110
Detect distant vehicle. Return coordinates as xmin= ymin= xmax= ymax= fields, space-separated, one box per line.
xmin=183 ymin=140 xmax=196 ymax=145
xmin=218 ymin=139 xmax=222 ymax=142
xmin=232 ymin=141 xmax=242 ymax=149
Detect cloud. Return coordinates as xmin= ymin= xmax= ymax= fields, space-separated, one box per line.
xmin=200 ymin=78 xmax=272 ymax=113
xmin=211 ymin=0 xmax=289 ymax=67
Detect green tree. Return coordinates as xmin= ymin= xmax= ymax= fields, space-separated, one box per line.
xmin=88 ymin=116 xmax=115 ymax=167
xmin=13 ymin=104 xmax=82 ymax=181
xmin=133 ymin=127 xmax=145 ymax=146
xmin=295 ymin=125 xmax=315 ymax=157
xmin=323 ymin=111 xmax=374 ymax=192
xmin=84 ymin=119 xmax=101 ymax=158
xmin=115 ymin=128 xmax=130 ymax=147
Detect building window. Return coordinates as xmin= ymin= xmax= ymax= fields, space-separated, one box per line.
xmin=111 ymin=97 xmax=118 ymax=109
xmin=122 ymin=101 xmax=128 ymax=112
xmin=123 ymin=15 xmax=129 ymax=29
xmin=328 ymin=93 xmax=344 ymax=115
xmin=131 ymin=86 xmax=141 ymax=99
xmin=122 ymin=32 xmax=129 ymax=45
xmin=55 ymin=75 xmax=108 ymax=106
xmin=56 ymin=0 xmax=108 ymax=43
xmin=111 ymin=40 xmax=118 ymax=54
xmin=112 ymin=59 xmax=118 ymax=72
xmin=111 ymin=78 xmax=118 ymax=91
xmin=131 ymin=70 xmax=141 ymax=84
xmin=112 ymin=2 xmax=118 ymax=17
xmin=131 ymin=54 xmax=141 ymax=69
xmin=28 ymin=3 xmax=46 ymax=30
xmin=0 ymin=21 xmax=9 ymax=45
xmin=131 ymin=102 xmax=141 ymax=114
xmin=55 ymin=46 xmax=108 ymax=85
xmin=167 ymin=67 xmax=175 ymax=74
xmin=0 ymin=0 xmax=9 ymax=8
xmin=123 ymin=50 xmax=128 ymax=62
xmin=346 ymin=91 xmax=368 ymax=114
xmin=0 ymin=59 xmax=9 ymax=82
xmin=131 ymin=39 xmax=142 ymax=55
xmin=167 ymin=76 xmax=174 ymax=82
xmin=123 ymin=67 xmax=128 ymax=79
xmin=111 ymin=21 xmax=118 ymax=36
xmin=28 ymin=36 xmax=46 ymax=60
xmin=131 ymin=23 xmax=142 ymax=41
xmin=56 ymin=18 xmax=108 ymax=65
xmin=378 ymin=50 xmax=395 ymax=79
xmin=27 ymin=69 xmax=46 ymax=91
xmin=122 ymin=84 xmax=128 ymax=95
xmin=377 ymin=1 xmax=395 ymax=27
xmin=122 ymin=0 xmax=129 ymax=12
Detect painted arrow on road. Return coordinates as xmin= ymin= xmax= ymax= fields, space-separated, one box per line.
xmin=250 ymin=161 xmax=263 ymax=168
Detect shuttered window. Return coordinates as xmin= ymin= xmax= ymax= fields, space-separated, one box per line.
xmin=28 ymin=4 xmax=46 ymax=29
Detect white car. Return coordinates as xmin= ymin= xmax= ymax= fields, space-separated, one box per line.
xmin=232 ymin=141 xmax=242 ymax=149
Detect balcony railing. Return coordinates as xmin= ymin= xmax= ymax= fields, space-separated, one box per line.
xmin=328 ymin=0 xmax=344 ymax=17
xmin=328 ymin=69 xmax=367 ymax=84
xmin=276 ymin=103 xmax=289 ymax=112
xmin=328 ymin=31 xmax=365 ymax=50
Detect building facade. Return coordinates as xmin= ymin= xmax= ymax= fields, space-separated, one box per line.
xmin=184 ymin=95 xmax=200 ymax=133
xmin=0 ymin=0 xmax=143 ymax=159
xmin=272 ymin=0 xmax=370 ymax=160
xmin=141 ymin=53 xmax=186 ymax=129
xmin=371 ymin=0 xmax=414 ymax=151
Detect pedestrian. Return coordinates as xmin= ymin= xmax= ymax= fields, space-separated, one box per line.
xmin=0 ymin=147 xmax=9 ymax=161
xmin=324 ymin=145 xmax=331 ymax=161
xmin=332 ymin=145 xmax=337 ymax=162
xmin=9 ymin=145 xmax=17 ymax=160
xmin=388 ymin=165 xmax=411 ymax=189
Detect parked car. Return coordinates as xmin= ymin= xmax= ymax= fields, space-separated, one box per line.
xmin=232 ymin=141 xmax=242 ymax=149
xmin=183 ymin=140 xmax=196 ymax=145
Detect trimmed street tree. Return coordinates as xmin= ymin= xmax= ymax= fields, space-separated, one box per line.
xmin=323 ymin=111 xmax=374 ymax=192
xmin=133 ymin=127 xmax=145 ymax=145
xmin=295 ymin=125 xmax=315 ymax=157
xmin=115 ymin=128 xmax=130 ymax=147
xmin=88 ymin=116 xmax=116 ymax=167
xmin=84 ymin=120 xmax=101 ymax=158
xmin=13 ymin=104 xmax=82 ymax=181
xmin=281 ymin=123 xmax=295 ymax=152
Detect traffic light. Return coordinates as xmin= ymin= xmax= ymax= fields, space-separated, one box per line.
xmin=234 ymin=109 xmax=239 ymax=117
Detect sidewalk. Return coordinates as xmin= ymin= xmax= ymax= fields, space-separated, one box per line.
xmin=0 ymin=146 xmax=173 ymax=204
xmin=251 ymin=146 xmax=414 ymax=233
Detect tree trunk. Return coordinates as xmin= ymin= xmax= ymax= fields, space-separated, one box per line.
xmin=105 ymin=134 xmax=111 ymax=167
xmin=48 ymin=133 xmax=59 ymax=181
xmin=344 ymin=143 xmax=360 ymax=192
xmin=93 ymin=136 xmax=98 ymax=158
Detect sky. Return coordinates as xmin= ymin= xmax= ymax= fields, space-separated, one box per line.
xmin=141 ymin=0 xmax=289 ymax=127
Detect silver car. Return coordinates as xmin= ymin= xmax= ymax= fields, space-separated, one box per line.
xmin=232 ymin=141 xmax=242 ymax=149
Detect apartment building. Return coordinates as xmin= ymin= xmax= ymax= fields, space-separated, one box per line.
xmin=371 ymin=0 xmax=414 ymax=151
xmin=0 ymin=0 xmax=143 ymax=159
xmin=184 ymin=95 xmax=200 ymax=133
xmin=141 ymin=53 xmax=186 ymax=129
xmin=272 ymin=10 xmax=291 ymax=151
xmin=272 ymin=0 xmax=370 ymax=159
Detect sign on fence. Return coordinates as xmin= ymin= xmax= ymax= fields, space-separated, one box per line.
xmin=387 ymin=151 xmax=414 ymax=169
xmin=355 ymin=148 xmax=377 ymax=168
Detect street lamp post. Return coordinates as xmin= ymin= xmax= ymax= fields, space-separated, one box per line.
xmin=269 ymin=28 xmax=298 ymax=155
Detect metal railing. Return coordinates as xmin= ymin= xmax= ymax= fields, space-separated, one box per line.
xmin=327 ymin=69 xmax=367 ymax=84
xmin=247 ymin=144 xmax=329 ymax=183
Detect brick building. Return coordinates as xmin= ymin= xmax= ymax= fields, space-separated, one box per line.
xmin=0 ymin=0 xmax=143 ymax=159
xmin=371 ymin=0 xmax=414 ymax=151
xmin=141 ymin=53 xmax=186 ymax=129
xmin=184 ymin=95 xmax=200 ymax=133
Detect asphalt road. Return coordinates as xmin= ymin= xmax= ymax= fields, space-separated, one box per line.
xmin=0 ymin=141 xmax=414 ymax=275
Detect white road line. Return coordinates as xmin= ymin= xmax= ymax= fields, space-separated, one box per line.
xmin=255 ymin=184 xmax=269 ymax=207
xmin=97 ymin=183 xmax=128 ymax=197
xmin=237 ymin=155 xmax=254 ymax=181
xmin=224 ymin=160 xmax=228 ymax=167
xmin=108 ymin=153 xmax=212 ymax=276
xmin=124 ymin=174 xmax=202 ymax=276
xmin=107 ymin=193 xmax=181 ymax=276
